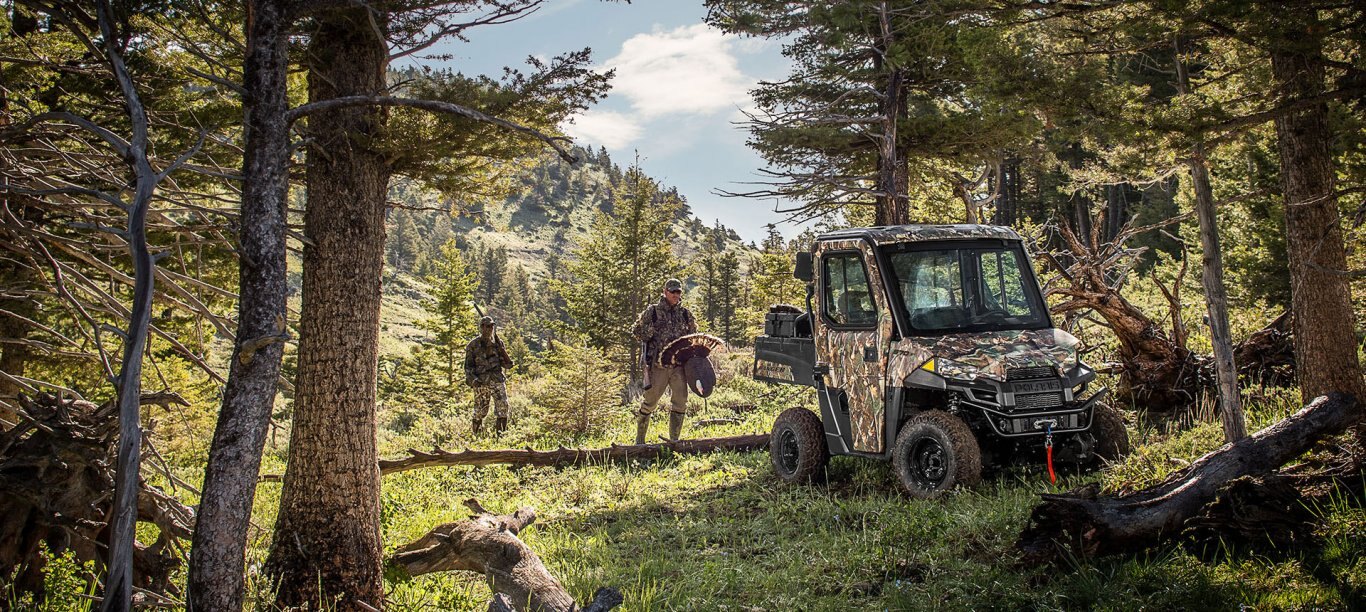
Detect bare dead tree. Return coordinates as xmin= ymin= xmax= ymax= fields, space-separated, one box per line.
xmin=1036 ymin=210 xmax=1209 ymax=413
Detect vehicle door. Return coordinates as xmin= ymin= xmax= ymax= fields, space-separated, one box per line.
xmin=813 ymin=240 xmax=894 ymax=453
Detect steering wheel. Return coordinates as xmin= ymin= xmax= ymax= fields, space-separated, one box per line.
xmin=972 ymin=308 xmax=1011 ymax=322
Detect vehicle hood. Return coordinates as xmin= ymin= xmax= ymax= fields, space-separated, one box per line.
xmin=918 ymin=328 xmax=1079 ymax=382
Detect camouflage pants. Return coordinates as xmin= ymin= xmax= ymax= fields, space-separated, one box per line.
xmin=638 ymin=366 xmax=687 ymax=416
xmin=473 ymin=382 xmax=509 ymax=420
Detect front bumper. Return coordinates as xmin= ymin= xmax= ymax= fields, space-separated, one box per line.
xmin=905 ymin=365 xmax=1105 ymax=438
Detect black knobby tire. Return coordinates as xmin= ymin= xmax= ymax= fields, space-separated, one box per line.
xmin=770 ymin=408 xmax=829 ymax=484
xmin=892 ymin=410 xmax=982 ymax=499
xmin=1090 ymin=402 xmax=1131 ymax=463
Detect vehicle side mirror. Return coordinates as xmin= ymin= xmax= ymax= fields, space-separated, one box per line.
xmin=794 ymin=252 xmax=813 ymax=282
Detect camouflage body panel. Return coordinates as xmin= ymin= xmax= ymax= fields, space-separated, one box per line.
xmin=819 ymin=224 xmax=1021 ymax=246
xmin=813 ymin=238 xmax=893 ymax=453
xmin=887 ymin=328 xmax=1080 ymax=384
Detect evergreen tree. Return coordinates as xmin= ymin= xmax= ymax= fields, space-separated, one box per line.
xmin=419 ymin=239 xmax=478 ymax=391
xmin=560 ymin=162 xmax=681 ymax=380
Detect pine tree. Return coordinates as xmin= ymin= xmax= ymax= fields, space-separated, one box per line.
xmin=418 ymin=239 xmax=478 ymax=389
xmin=560 ymin=162 xmax=681 ymax=380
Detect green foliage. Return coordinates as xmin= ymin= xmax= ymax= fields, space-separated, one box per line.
xmin=530 ymin=341 xmax=625 ymax=438
xmin=418 ymin=239 xmax=478 ymax=388
xmin=385 ymin=56 xmax=611 ymax=198
xmin=559 ymin=163 xmax=682 ymax=378
xmin=5 ymin=544 xmax=97 ymax=611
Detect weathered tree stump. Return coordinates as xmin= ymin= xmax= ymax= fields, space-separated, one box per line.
xmin=388 ymin=499 xmax=622 ymax=612
xmin=1016 ymin=393 xmax=1360 ymax=563
xmin=0 ymin=393 xmax=195 ymax=602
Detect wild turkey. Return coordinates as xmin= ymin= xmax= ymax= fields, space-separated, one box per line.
xmin=658 ymin=333 xmax=726 ymax=397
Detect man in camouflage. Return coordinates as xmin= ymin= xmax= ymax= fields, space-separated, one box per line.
xmin=631 ymin=278 xmax=697 ymax=443
xmin=464 ymin=316 xmax=514 ymax=435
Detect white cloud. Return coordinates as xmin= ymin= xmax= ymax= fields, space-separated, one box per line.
xmin=560 ymin=110 xmax=643 ymax=150
xmin=602 ymin=24 xmax=752 ymax=118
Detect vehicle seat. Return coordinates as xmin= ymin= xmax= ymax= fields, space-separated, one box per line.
xmin=839 ymin=290 xmax=875 ymax=325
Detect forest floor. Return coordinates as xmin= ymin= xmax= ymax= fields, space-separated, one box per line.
xmin=187 ymin=378 xmax=1366 ymax=611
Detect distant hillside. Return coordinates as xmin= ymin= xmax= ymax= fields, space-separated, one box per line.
xmin=386 ymin=146 xmax=752 ymax=281
xmin=377 ymin=146 xmax=758 ymax=356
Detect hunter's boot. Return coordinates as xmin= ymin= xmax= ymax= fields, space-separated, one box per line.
xmin=669 ymin=411 xmax=685 ymax=441
xmin=494 ymin=417 xmax=508 ymax=435
xmin=634 ymin=412 xmax=650 ymax=445
xmin=471 ymin=418 xmax=483 ymax=436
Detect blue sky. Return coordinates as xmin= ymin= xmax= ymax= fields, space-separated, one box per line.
xmin=416 ymin=0 xmax=805 ymax=243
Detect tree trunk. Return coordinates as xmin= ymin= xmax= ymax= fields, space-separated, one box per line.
xmin=187 ymin=2 xmax=294 ymax=609
xmin=1175 ymin=40 xmax=1246 ymax=442
xmin=873 ymin=3 xmax=909 ymax=226
xmin=389 ymin=500 xmax=623 ymax=612
xmin=264 ymin=6 xmax=390 ymax=609
xmin=1270 ymin=14 xmax=1365 ymax=413
xmin=1015 ymin=392 xmax=1360 ymax=564
xmin=1188 ymin=153 xmax=1246 ymax=441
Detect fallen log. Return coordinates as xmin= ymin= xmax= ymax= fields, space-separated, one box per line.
xmin=378 ymin=434 xmax=769 ymax=475
xmin=1015 ymin=392 xmax=1360 ymax=563
xmin=261 ymin=434 xmax=769 ymax=481
xmin=387 ymin=499 xmax=622 ymax=612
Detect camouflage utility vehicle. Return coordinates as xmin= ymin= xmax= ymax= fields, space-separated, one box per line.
xmin=753 ymin=224 xmax=1128 ymax=498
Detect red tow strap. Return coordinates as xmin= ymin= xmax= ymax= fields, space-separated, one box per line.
xmin=1044 ymin=423 xmax=1056 ymax=484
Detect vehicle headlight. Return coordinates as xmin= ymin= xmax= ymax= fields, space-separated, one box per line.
xmin=920 ymin=357 xmax=976 ymax=381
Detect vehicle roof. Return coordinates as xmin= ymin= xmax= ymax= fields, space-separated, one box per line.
xmin=816 ymin=224 xmax=1022 ymax=245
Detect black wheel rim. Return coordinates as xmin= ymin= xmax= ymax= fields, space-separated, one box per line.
xmin=908 ymin=437 xmax=948 ymax=489
xmin=777 ymin=428 xmax=800 ymax=475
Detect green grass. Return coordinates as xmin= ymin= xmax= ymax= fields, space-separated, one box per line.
xmin=221 ymin=378 xmax=1366 ymax=611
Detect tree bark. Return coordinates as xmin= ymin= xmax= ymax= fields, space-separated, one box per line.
xmin=263 ymin=6 xmax=391 ymax=609
xmin=186 ymin=2 xmax=293 ymax=609
xmin=388 ymin=500 xmax=624 ymax=612
xmin=873 ymin=2 xmax=909 ymax=226
xmin=1187 ymin=153 xmax=1246 ymax=441
xmin=1015 ymin=392 xmax=1360 ymax=564
xmin=1270 ymin=13 xmax=1365 ymax=414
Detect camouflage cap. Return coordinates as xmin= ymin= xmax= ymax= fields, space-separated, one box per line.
xmin=664 ymin=278 xmax=683 ymax=292
xmin=479 ymin=316 xmax=495 ymax=327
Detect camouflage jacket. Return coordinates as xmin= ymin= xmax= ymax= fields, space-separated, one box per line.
xmin=464 ymin=335 xmax=512 ymax=385
xmin=632 ymin=298 xmax=697 ymax=366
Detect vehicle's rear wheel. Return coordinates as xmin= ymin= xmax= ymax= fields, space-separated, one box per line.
xmin=1090 ymin=402 xmax=1130 ymax=463
xmin=770 ymin=408 xmax=828 ymax=484
xmin=892 ymin=410 xmax=981 ymax=499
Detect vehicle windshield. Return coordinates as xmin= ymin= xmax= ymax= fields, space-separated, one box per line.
xmin=887 ymin=244 xmax=1049 ymax=334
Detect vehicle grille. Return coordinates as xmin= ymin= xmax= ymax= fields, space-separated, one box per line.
xmin=1015 ymin=392 xmax=1064 ymax=411
xmin=1007 ymin=366 xmax=1056 ymax=380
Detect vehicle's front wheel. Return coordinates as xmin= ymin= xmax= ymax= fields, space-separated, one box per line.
xmin=1089 ymin=402 xmax=1130 ymax=464
xmin=892 ymin=410 xmax=981 ymax=499
xmin=770 ymin=408 xmax=828 ymax=484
